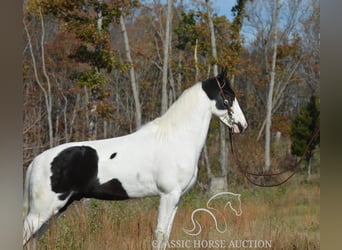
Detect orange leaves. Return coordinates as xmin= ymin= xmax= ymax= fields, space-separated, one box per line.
xmin=272 ymin=114 xmax=291 ymax=135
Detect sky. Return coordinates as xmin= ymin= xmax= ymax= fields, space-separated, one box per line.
xmin=154 ymin=0 xmax=237 ymax=21
xmin=211 ymin=0 xmax=236 ymax=21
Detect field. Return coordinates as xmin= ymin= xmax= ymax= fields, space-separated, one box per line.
xmin=28 ymin=173 xmax=320 ymax=250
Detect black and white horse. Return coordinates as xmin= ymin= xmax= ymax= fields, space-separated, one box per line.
xmin=23 ymin=70 xmax=248 ymax=248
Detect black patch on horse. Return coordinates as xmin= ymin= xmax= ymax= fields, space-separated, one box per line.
xmin=50 ymin=146 xmax=99 ymax=198
xmin=85 ymin=178 xmax=129 ymax=201
xmin=110 ymin=152 xmax=117 ymax=159
xmin=50 ymin=145 xmax=129 ymax=211
xmin=57 ymin=178 xmax=129 ymax=214
xmin=202 ymin=69 xmax=235 ymax=110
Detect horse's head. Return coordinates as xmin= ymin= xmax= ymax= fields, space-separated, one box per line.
xmin=207 ymin=191 xmax=243 ymax=217
xmin=202 ymin=69 xmax=248 ymax=133
xmin=224 ymin=193 xmax=242 ymax=216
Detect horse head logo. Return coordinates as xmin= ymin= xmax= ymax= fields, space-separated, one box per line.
xmin=183 ymin=192 xmax=242 ymax=236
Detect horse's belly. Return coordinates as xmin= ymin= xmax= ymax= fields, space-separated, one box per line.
xmin=97 ymin=161 xmax=159 ymax=198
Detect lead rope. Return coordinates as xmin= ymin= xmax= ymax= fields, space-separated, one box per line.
xmin=229 ymin=127 xmax=320 ymax=187
xmin=215 ymin=76 xmax=320 ymax=187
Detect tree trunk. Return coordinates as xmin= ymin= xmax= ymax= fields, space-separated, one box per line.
xmin=161 ymin=0 xmax=173 ymax=114
xmin=194 ymin=39 xmax=200 ymax=81
xmin=177 ymin=50 xmax=183 ymax=96
xmin=203 ymin=145 xmax=213 ymax=181
xmin=103 ymin=120 xmax=108 ymax=138
xmin=307 ymin=157 xmax=312 ymax=181
xmin=69 ymin=93 xmax=80 ymax=141
xmin=54 ymin=76 xmax=69 ymax=143
xmin=83 ymin=86 xmax=90 ymax=141
xmin=24 ymin=8 xmax=54 ymax=148
xmin=120 ymin=14 xmax=142 ymax=129
xmin=264 ymin=0 xmax=281 ymax=172
xmin=206 ymin=0 xmax=228 ymax=189
xmin=206 ymin=0 xmax=218 ymax=75
xmin=168 ymin=65 xmax=176 ymax=106
xmin=257 ymin=58 xmax=302 ymax=142
xmin=88 ymin=0 xmax=105 ymax=140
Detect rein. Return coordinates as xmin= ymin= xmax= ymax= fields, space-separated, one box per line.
xmin=229 ymin=124 xmax=320 ymax=188
xmin=215 ymin=76 xmax=320 ymax=187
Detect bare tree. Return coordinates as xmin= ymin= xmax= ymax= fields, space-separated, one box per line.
xmin=251 ymin=1 xmax=305 ymax=141
xmin=244 ymin=0 xmax=311 ymax=171
xmin=120 ymin=13 xmax=142 ymax=128
xmin=206 ymin=0 xmax=228 ymax=191
xmin=264 ymin=0 xmax=281 ymax=171
xmin=23 ymin=7 xmax=54 ymax=148
xmin=161 ymin=0 xmax=173 ymax=114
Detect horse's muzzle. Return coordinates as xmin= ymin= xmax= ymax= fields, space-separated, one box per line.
xmin=232 ymin=122 xmax=248 ymax=133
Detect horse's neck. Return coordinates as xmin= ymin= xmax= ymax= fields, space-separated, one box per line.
xmin=151 ymin=83 xmax=212 ymax=148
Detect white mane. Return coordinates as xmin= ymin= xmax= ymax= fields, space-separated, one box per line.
xmin=150 ymin=83 xmax=206 ymax=139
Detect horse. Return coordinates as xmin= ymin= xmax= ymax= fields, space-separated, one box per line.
xmin=23 ymin=69 xmax=248 ymax=249
xmin=183 ymin=192 xmax=242 ymax=236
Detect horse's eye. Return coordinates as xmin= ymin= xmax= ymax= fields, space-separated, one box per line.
xmin=224 ymin=99 xmax=229 ymax=106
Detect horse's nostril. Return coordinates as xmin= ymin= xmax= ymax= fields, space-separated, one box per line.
xmin=237 ymin=123 xmax=244 ymax=133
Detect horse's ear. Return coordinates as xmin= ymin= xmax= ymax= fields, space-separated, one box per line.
xmin=220 ymin=67 xmax=228 ymax=77
xmin=218 ymin=67 xmax=228 ymax=81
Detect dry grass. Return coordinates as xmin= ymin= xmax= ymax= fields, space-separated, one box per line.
xmin=28 ymin=174 xmax=319 ymax=250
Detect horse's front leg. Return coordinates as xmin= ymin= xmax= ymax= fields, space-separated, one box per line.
xmin=154 ymin=189 xmax=181 ymax=250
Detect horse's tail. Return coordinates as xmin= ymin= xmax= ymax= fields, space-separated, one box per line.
xmin=23 ymin=161 xmax=34 ymax=218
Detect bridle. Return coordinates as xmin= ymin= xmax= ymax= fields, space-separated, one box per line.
xmin=215 ymin=77 xmax=235 ymax=128
xmin=215 ymin=77 xmax=238 ymax=153
xmin=215 ymin=76 xmax=320 ymax=187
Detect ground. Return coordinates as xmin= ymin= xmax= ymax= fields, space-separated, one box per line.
xmin=29 ymin=173 xmax=319 ymax=250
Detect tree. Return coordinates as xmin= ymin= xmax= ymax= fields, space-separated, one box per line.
xmin=299 ymin=0 xmax=320 ymax=95
xmin=24 ymin=5 xmax=54 ymax=148
xmin=229 ymin=0 xmax=250 ymax=78
xmin=243 ymin=0 xmax=313 ymax=172
xmin=161 ymin=0 xmax=173 ymax=114
xmin=264 ymin=0 xmax=280 ymax=172
xmin=290 ymin=95 xmax=320 ymax=179
xmin=41 ymin=0 xmax=124 ymax=139
xmin=120 ymin=7 xmax=142 ymax=129
xmin=174 ymin=10 xmax=198 ymax=93
xmin=205 ymin=0 xmax=229 ymax=192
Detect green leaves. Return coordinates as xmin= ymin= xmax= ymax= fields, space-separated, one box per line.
xmin=71 ymin=45 xmax=116 ymax=72
xmin=76 ymin=69 xmax=106 ymax=90
xmin=174 ymin=12 xmax=198 ymax=50
xmin=290 ymin=95 xmax=320 ymax=161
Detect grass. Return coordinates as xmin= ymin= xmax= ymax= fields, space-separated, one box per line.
xmin=28 ymin=174 xmax=320 ymax=250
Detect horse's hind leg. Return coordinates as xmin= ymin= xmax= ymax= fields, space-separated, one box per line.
xmin=23 ymin=188 xmax=69 ymax=246
xmin=23 ymin=211 xmax=52 ymax=246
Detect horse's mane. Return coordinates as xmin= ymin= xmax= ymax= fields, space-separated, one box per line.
xmin=150 ymin=83 xmax=204 ymax=139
